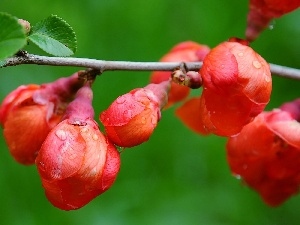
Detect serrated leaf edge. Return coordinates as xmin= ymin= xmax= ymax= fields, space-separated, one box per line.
xmin=28 ymin=14 xmax=77 ymax=56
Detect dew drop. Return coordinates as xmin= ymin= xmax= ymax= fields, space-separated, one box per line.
xmin=92 ymin=134 xmax=99 ymax=140
xmin=51 ymin=168 xmax=61 ymax=179
xmin=151 ymin=116 xmax=157 ymax=125
xmin=141 ymin=116 xmax=146 ymax=124
xmin=269 ymin=20 xmax=276 ymax=30
xmin=264 ymin=75 xmax=271 ymax=82
xmin=55 ymin=130 xmax=67 ymax=141
xmin=69 ymin=153 xmax=77 ymax=160
xmin=238 ymin=52 xmax=243 ymax=57
xmin=252 ymin=60 xmax=261 ymax=69
xmin=116 ymin=96 xmax=126 ymax=104
xmin=117 ymin=146 xmax=125 ymax=153
xmin=81 ymin=127 xmax=88 ymax=133
xmin=90 ymin=168 xmax=97 ymax=176
xmin=234 ymin=174 xmax=242 ymax=180
xmin=39 ymin=161 xmax=45 ymax=168
xmin=123 ymin=110 xmax=133 ymax=119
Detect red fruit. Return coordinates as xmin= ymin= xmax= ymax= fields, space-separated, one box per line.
xmin=227 ymin=99 xmax=300 ymax=206
xmin=100 ymin=81 xmax=170 ymax=147
xmin=36 ymin=85 xmax=120 ymax=210
xmin=246 ymin=0 xmax=300 ymax=41
xmin=0 ymin=72 xmax=84 ymax=165
xmin=150 ymin=41 xmax=210 ymax=107
xmin=197 ymin=41 xmax=271 ymax=136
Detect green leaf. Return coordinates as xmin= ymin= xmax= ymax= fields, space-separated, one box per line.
xmin=28 ymin=15 xmax=77 ymax=56
xmin=0 ymin=12 xmax=27 ymax=60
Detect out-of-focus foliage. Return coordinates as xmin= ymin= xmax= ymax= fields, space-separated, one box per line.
xmin=0 ymin=0 xmax=299 ymax=224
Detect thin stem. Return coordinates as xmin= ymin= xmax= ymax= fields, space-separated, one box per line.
xmin=1 ymin=53 xmax=202 ymax=71
xmin=1 ymin=53 xmax=300 ymax=80
xmin=269 ymin=63 xmax=300 ymax=80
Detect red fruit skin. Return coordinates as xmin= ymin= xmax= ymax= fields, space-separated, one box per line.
xmin=198 ymin=41 xmax=271 ymax=136
xmin=175 ymin=97 xmax=204 ymax=133
xmin=150 ymin=41 xmax=210 ymax=108
xmin=100 ymin=81 xmax=169 ymax=147
xmin=0 ymin=84 xmax=40 ymax=126
xmin=36 ymin=119 xmax=120 ymax=210
xmin=246 ymin=0 xmax=300 ymax=41
xmin=36 ymin=85 xmax=120 ymax=210
xmin=0 ymin=72 xmax=84 ymax=165
xmin=227 ymin=104 xmax=300 ymax=206
xmin=0 ymin=85 xmax=62 ymax=165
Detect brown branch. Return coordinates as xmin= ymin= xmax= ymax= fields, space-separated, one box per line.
xmin=1 ymin=53 xmax=300 ymax=80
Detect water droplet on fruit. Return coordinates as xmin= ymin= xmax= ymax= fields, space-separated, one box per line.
xmin=69 ymin=153 xmax=77 ymax=160
xmin=141 ymin=116 xmax=146 ymax=124
xmin=116 ymin=96 xmax=126 ymax=104
xmin=238 ymin=52 xmax=243 ymax=57
xmin=92 ymin=134 xmax=99 ymax=140
xmin=124 ymin=110 xmax=132 ymax=119
xmin=151 ymin=116 xmax=157 ymax=125
xmin=234 ymin=174 xmax=242 ymax=180
xmin=51 ymin=168 xmax=61 ymax=179
xmin=264 ymin=75 xmax=271 ymax=82
xmin=252 ymin=60 xmax=261 ymax=69
xmin=269 ymin=20 xmax=276 ymax=30
xmin=55 ymin=130 xmax=67 ymax=141
xmin=81 ymin=127 xmax=88 ymax=133
xmin=39 ymin=161 xmax=45 ymax=168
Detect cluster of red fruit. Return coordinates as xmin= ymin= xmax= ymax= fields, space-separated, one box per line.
xmin=0 ymin=71 xmax=170 ymax=210
xmin=154 ymin=39 xmax=300 ymax=207
xmin=0 ymin=0 xmax=299 ymax=210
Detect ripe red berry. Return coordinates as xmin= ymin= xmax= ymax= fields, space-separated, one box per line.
xmin=150 ymin=41 xmax=210 ymax=107
xmin=0 ymin=72 xmax=84 ymax=165
xmin=100 ymin=81 xmax=170 ymax=147
xmin=227 ymin=99 xmax=300 ymax=206
xmin=198 ymin=40 xmax=271 ymax=136
xmin=36 ymin=85 xmax=120 ymax=210
xmin=246 ymin=0 xmax=300 ymax=41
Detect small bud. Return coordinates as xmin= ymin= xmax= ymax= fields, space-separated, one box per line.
xmin=36 ymin=85 xmax=120 ymax=210
xmin=150 ymin=41 xmax=210 ymax=107
xmin=172 ymin=69 xmax=202 ymax=89
xmin=100 ymin=81 xmax=170 ymax=147
xmin=0 ymin=72 xmax=85 ymax=165
xmin=18 ymin=19 xmax=31 ymax=34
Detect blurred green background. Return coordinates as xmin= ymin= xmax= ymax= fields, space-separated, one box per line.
xmin=1 ymin=0 xmax=300 ymax=224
